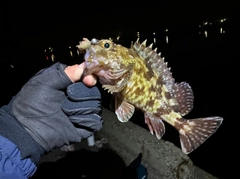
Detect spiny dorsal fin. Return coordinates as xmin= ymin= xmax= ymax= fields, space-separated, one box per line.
xmin=132 ymin=39 xmax=175 ymax=94
xmin=172 ymin=82 xmax=194 ymax=116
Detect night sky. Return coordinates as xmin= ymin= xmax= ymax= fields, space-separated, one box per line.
xmin=4 ymin=2 xmax=238 ymax=44
xmin=2 ymin=1 xmax=240 ymax=179
xmin=3 ymin=2 xmax=237 ymax=59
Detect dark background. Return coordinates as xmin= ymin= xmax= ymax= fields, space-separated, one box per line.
xmin=2 ymin=1 xmax=240 ymax=178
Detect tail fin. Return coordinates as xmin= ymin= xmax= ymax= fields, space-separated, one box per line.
xmin=179 ymin=117 xmax=223 ymax=154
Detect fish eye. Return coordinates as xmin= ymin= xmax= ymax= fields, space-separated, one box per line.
xmin=104 ymin=42 xmax=110 ymax=48
xmin=101 ymin=40 xmax=112 ymax=49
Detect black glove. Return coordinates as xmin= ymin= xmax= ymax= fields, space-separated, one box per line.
xmin=11 ymin=63 xmax=103 ymax=153
xmin=62 ymin=82 xmax=102 ymax=133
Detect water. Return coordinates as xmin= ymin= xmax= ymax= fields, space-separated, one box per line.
xmin=1 ymin=18 xmax=238 ymax=178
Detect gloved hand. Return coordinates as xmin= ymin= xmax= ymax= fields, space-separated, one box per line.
xmin=62 ymin=82 xmax=102 ymax=133
xmin=10 ymin=62 xmax=103 ymax=154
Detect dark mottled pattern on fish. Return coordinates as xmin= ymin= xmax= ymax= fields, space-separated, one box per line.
xmin=78 ymin=38 xmax=223 ymax=154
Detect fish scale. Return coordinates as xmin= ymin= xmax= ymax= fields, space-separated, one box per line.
xmin=77 ymin=37 xmax=223 ymax=154
xmin=122 ymin=63 xmax=164 ymax=113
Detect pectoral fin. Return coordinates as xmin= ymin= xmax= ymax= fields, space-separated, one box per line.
xmin=115 ymin=96 xmax=135 ymax=122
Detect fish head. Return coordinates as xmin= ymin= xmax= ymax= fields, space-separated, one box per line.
xmin=82 ymin=38 xmax=135 ymax=92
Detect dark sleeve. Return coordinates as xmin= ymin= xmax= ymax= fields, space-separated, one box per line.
xmin=0 ymin=103 xmax=44 ymax=164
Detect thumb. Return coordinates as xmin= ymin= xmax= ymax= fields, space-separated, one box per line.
xmin=64 ymin=63 xmax=86 ymax=82
xmin=64 ymin=62 xmax=97 ymax=86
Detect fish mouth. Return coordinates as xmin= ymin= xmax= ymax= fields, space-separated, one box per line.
xmin=84 ymin=50 xmax=90 ymax=61
xmin=80 ymin=66 xmax=88 ymax=81
xmin=81 ymin=61 xmax=99 ymax=78
xmin=82 ymin=50 xmax=94 ymax=76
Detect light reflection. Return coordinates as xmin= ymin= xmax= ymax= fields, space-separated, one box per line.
xmin=166 ymin=36 xmax=169 ymax=44
xmin=165 ymin=29 xmax=168 ymax=44
xmin=44 ymin=49 xmax=49 ymax=60
xmin=40 ymin=18 xmax=230 ymax=62
xmin=137 ymin=31 xmax=140 ymax=38
xmin=220 ymin=27 xmax=225 ymax=34
xmin=220 ymin=18 xmax=227 ymax=23
xmin=50 ymin=47 xmax=54 ymax=61
xmin=51 ymin=54 xmax=55 ymax=62
xmin=69 ymin=46 xmax=73 ymax=57
xmin=153 ymin=32 xmax=156 ymax=44
xmin=44 ymin=47 xmax=55 ymax=61
xmin=117 ymin=32 xmax=121 ymax=40
xmin=204 ymin=30 xmax=208 ymax=37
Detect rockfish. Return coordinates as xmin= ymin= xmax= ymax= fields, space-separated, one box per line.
xmin=77 ymin=38 xmax=223 ymax=154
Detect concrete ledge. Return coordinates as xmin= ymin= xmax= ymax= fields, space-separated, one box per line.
xmin=37 ymin=107 xmax=218 ymax=179
xmin=97 ymin=107 xmax=218 ymax=179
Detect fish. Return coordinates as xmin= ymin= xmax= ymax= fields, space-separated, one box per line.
xmin=77 ymin=37 xmax=223 ymax=154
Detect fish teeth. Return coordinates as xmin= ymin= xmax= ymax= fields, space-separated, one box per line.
xmin=154 ymin=48 xmax=158 ymax=52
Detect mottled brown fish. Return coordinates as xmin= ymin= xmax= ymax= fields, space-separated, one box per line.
xmin=77 ymin=37 xmax=223 ymax=154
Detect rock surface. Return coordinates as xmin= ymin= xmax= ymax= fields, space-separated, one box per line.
xmin=99 ymin=107 xmax=195 ymax=179
xmin=35 ymin=107 xmax=218 ymax=179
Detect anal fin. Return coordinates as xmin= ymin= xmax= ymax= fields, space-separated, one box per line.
xmin=144 ymin=113 xmax=165 ymax=139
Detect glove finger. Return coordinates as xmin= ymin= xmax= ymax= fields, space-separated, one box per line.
xmin=62 ymin=99 xmax=101 ymax=115
xmin=67 ymin=82 xmax=101 ymax=101
xmin=69 ymin=114 xmax=103 ymax=132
